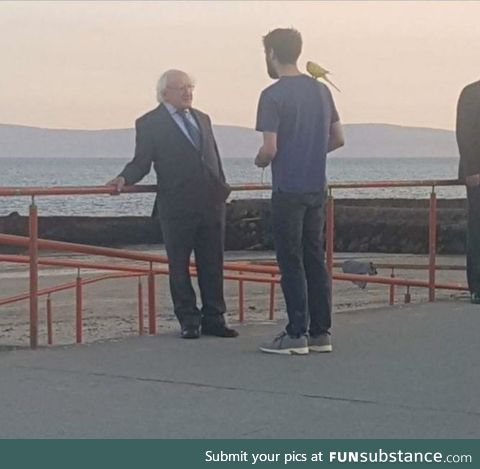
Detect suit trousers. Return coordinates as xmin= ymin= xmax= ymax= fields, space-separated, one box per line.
xmin=467 ymin=186 xmax=480 ymax=294
xmin=159 ymin=205 xmax=227 ymax=328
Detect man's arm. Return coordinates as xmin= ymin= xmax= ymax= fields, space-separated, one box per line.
xmin=456 ymin=85 xmax=480 ymax=186
xmin=208 ymin=114 xmax=228 ymax=182
xmin=106 ymin=119 xmax=154 ymax=192
xmin=255 ymin=90 xmax=279 ymax=168
xmin=328 ymin=121 xmax=345 ymax=153
xmin=255 ymin=132 xmax=277 ymax=168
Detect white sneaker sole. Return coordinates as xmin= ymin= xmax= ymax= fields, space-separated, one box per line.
xmin=260 ymin=346 xmax=309 ymax=355
xmin=309 ymin=345 xmax=333 ymax=353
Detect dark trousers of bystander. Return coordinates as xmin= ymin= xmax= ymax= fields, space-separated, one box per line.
xmin=271 ymin=191 xmax=331 ymax=338
xmin=467 ymin=186 xmax=480 ymax=294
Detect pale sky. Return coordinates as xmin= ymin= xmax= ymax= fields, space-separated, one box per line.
xmin=1 ymin=1 xmax=479 ymax=130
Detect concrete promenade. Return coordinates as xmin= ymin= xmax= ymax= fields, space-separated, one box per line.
xmin=1 ymin=300 xmax=479 ymax=438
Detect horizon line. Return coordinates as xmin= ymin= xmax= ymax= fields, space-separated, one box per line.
xmin=0 ymin=121 xmax=455 ymax=133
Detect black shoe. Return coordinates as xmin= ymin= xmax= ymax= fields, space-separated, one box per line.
xmin=471 ymin=292 xmax=480 ymax=304
xmin=201 ymin=323 xmax=239 ymax=338
xmin=181 ymin=326 xmax=200 ymax=339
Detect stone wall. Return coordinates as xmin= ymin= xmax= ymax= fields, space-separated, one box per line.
xmin=0 ymin=198 xmax=468 ymax=254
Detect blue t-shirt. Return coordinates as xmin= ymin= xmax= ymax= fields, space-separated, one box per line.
xmin=256 ymin=74 xmax=339 ymax=193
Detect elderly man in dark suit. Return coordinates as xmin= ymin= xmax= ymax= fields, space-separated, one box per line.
xmin=107 ymin=69 xmax=238 ymax=338
xmin=456 ymin=79 xmax=480 ymax=304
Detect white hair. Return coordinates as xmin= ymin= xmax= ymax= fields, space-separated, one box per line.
xmin=156 ymin=69 xmax=194 ymax=103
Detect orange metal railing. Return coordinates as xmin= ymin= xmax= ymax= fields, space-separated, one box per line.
xmin=0 ymin=179 xmax=468 ymax=348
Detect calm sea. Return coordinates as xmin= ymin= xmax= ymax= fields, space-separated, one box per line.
xmin=0 ymin=157 xmax=464 ymax=216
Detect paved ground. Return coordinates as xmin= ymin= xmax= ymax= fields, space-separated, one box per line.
xmin=1 ymin=300 xmax=479 ymax=439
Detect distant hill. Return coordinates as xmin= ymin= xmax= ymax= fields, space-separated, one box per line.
xmin=335 ymin=124 xmax=458 ymax=159
xmin=0 ymin=122 xmax=459 ymax=159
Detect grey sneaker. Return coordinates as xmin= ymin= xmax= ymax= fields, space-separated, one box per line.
xmin=260 ymin=332 xmax=309 ymax=355
xmin=308 ymin=334 xmax=333 ymax=353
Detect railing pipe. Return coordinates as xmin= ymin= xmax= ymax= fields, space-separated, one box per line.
xmin=28 ymin=198 xmax=39 ymax=349
xmin=75 ymin=270 xmax=83 ymax=344
xmin=0 ymin=179 xmax=462 ymax=198
xmin=405 ymin=286 xmax=412 ymax=304
xmin=0 ymin=272 xmax=145 ymax=307
xmin=428 ymin=188 xmax=437 ymax=302
xmin=238 ymin=274 xmax=245 ymax=322
xmin=0 ymin=179 xmax=471 ymax=349
xmin=389 ymin=268 xmax=395 ymax=306
xmin=148 ymin=263 xmax=156 ymax=335
xmin=138 ymin=279 xmax=144 ymax=336
xmin=269 ymin=274 xmax=275 ymax=320
xmin=46 ymin=294 xmax=53 ymax=345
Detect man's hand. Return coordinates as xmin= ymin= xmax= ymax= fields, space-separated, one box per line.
xmin=254 ymin=132 xmax=277 ymax=168
xmin=106 ymin=176 xmax=126 ymax=194
xmin=255 ymin=153 xmax=272 ymax=168
xmin=466 ymin=173 xmax=480 ymax=187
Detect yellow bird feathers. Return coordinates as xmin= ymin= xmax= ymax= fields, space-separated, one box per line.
xmin=306 ymin=61 xmax=341 ymax=92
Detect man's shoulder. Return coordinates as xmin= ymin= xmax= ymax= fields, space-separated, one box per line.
xmin=135 ymin=106 xmax=163 ymax=127
xmin=191 ymin=107 xmax=210 ymax=120
xmin=260 ymin=80 xmax=282 ymax=97
xmin=465 ymin=79 xmax=480 ymax=89
xmin=261 ymin=75 xmax=329 ymax=97
xmin=460 ymin=80 xmax=480 ymax=98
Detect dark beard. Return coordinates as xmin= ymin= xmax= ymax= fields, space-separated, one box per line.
xmin=266 ymin=57 xmax=279 ymax=79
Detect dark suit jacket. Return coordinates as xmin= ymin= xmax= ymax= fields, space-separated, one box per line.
xmin=456 ymin=80 xmax=480 ymax=182
xmin=119 ymin=104 xmax=230 ymax=219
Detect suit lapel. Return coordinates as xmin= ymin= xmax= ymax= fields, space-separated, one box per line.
xmin=190 ymin=109 xmax=206 ymax=156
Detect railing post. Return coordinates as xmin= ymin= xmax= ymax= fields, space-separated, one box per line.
xmin=46 ymin=294 xmax=53 ymax=345
xmin=389 ymin=267 xmax=395 ymax=306
xmin=238 ymin=273 xmax=244 ymax=322
xmin=326 ymin=188 xmax=335 ymax=286
xmin=138 ymin=277 xmax=144 ymax=336
xmin=269 ymin=274 xmax=275 ymax=320
xmin=404 ymin=286 xmax=411 ymax=304
xmin=148 ymin=263 xmax=156 ymax=334
xmin=428 ymin=187 xmax=437 ymax=302
xmin=29 ymin=197 xmax=39 ymax=349
xmin=75 ymin=269 xmax=83 ymax=344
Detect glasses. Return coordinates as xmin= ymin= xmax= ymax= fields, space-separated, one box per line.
xmin=166 ymin=84 xmax=195 ymax=92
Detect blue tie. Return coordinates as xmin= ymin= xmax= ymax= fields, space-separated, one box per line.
xmin=178 ymin=109 xmax=202 ymax=150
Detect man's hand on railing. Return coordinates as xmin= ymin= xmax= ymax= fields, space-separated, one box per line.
xmin=106 ymin=176 xmax=126 ymax=194
xmin=466 ymin=174 xmax=480 ymax=188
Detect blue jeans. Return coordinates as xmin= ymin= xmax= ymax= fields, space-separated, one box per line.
xmin=271 ymin=191 xmax=331 ymax=337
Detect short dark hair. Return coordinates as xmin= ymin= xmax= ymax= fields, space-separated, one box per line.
xmin=263 ymin=28 xmax=302 ymax=64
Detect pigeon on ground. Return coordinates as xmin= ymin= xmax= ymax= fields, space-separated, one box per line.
xmin=341 ymin=260 xmax=378 ymax=289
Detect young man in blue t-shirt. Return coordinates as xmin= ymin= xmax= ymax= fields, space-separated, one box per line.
xmin=255 ymin=28 xmax=345 ymax=355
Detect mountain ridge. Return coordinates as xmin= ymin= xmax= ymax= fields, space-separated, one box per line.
xmin=0 ymin=122 xmax=459 ymax=159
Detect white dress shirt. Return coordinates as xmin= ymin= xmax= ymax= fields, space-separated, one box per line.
xmin=164 ymin=102 xmax=200 ymax=146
